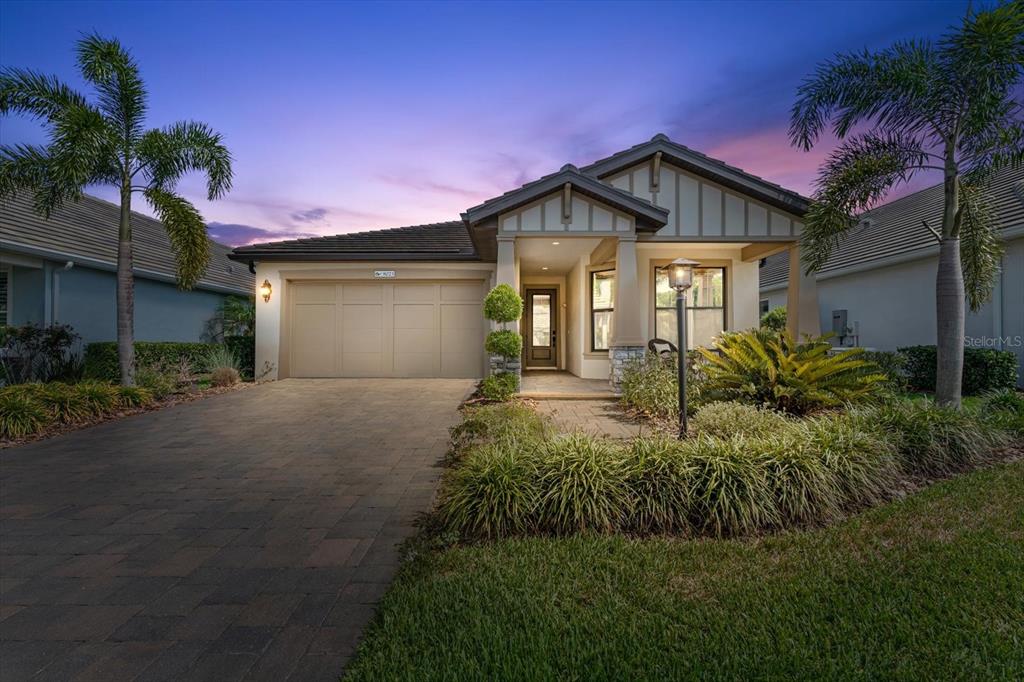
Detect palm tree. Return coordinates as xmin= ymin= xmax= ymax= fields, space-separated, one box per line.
xmin=0 ymin=34 xmax=232 ymax=385
xmin=789 ymin=2 xmax=1023 ymax=407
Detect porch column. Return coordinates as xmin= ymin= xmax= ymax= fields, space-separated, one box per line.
xmin=609 ymin=235 xmax=645 ymax=392
xmin=786 ymin=243 xmax=821 ymax=339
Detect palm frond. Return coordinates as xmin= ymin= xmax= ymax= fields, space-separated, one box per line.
xmin=136 ymin=122 xmax=233 ymax=199
xmin=143 ymin=188 xmax=211 ymax=289
xmin=0 ymin=68 xmax=90 ymax=120
xmin=75 ymin=33 xmax=147 ymax=141
xmin=958 ymin=181 xmax=1004 ymax=311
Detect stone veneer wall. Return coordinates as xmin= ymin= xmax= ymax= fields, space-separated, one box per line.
xmin=609 ymin=345 xmax=645 ymax=394
xmin=489 ymin=354 xmax=522 ymax=389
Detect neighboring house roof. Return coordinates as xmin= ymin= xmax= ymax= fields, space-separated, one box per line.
xmin=759 ymin=165 xmax=1024 ymax=290
xmin=461 ymin=163 xmax=670 ymax=230
xmin=1 ymin=192 xmax=253 ymax=295
xmin=581 ymin=134 xmax=810 ymax=216
xmin=228 ymin=220 xmax=478 ymax=262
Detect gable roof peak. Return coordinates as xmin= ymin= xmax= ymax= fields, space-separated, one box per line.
xmin=560 ymin=163 xmax=578 ymax=172
xmin=650 ymin=132 xmax=670 ymax=142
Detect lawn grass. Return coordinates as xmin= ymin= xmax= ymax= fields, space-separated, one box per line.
xmin=345 ymin=459 xmax=1024 ymax=681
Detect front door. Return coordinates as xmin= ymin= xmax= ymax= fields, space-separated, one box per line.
xmin=524 ymin=288 xmax=557 ymax=368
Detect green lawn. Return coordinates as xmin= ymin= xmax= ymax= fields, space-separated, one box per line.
xmin=345 ymin=460 xmax=1024 ymax=681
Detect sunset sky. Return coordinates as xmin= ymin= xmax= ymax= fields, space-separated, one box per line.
xmin=1 ymin=0 xmax=970 ymax=246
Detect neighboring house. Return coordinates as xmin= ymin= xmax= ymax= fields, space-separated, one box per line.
xmin=1 ymin=192 xmax=254 ymax=345
xmin=231 ymin=134 xmax=821 ymax=388
xmin=760 ymin=165 xmax=1024 ymax=386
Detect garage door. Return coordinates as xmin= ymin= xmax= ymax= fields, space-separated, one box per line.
xmin=288 ymin=281 xmax=485 ymax=378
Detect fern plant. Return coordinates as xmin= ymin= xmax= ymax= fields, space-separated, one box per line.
xmin=697 ymin=330 xmax=886 ymax=415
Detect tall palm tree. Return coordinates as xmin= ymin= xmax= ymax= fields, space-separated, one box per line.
xmin=789 ymin=2 xmax=1024 ymax=407
xmin=0 ymin=35 xmax=232 ymax=385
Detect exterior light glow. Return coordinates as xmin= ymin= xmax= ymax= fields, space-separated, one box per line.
xmin=259 ymin=279 xmax=273 ymax=302
xmin=551 ymin=241 xmax=560 ymax=245
xmin=541 ymin=266 xmax=549 ymax=270
xmin=667 ymin=258 xmax=699 ymax=292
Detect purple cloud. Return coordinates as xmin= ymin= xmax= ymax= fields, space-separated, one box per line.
xmin=207 ymin=222 xmax=318 ymax=247
xmin=289 ymin=207 xmax=328 ymax=223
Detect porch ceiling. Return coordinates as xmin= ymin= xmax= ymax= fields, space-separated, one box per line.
xmin=517 ymin=236 xmax=602 ymax=275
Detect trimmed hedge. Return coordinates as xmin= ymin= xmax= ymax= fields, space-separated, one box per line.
xmin=899 ymin=345 xmax=1018 ymax=395
xmin=84 ymin=342 xmax=218 ymax=382
xmin=225 ymin=335 xmax=255 ymax=379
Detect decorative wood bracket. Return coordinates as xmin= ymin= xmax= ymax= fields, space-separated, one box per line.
xmin=561 ymin=182 xmax=572 ymax=224
xmin=650 ymin=151 xmax=662 ymax=193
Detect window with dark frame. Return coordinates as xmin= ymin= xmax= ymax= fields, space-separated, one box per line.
xmin=654 ymin=266 xmax=725 ymax=350
xmin=590 ymin=269 xmax=615 ymax=351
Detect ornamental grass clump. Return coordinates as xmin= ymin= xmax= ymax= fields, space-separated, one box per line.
xmin=619 ymin=351 xmax=706 ymax=419
xmin=439 ymin=441 xmax=540 ymax=539
xmin=38 ymin=383 xmax=91 ymax=423
xmin=74 ymin=381 xmax=119 ymax=416
xmin=981 ymin=389 xmax=1024 ymax=437
xmin=622 ymin=436 xmax=696 ymax=534
xmin=691 ymin=402 xmax=792 ymax=439
xmin=801 ymin=413 xmax=898 ymax=508
xmin=117 ymin=385 xmax=154 ymax=408
xmin=0 ymin=388 xmax=50 ymax=438
xmin=535 ymin=433 xmax=632 ymax=534
xmin=449 ymin=403 xmax=550 ymax=460
xmin=853 ymin=400 xmax=1008 ymax=477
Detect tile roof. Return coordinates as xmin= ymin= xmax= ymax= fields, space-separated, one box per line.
xmin=229 ymin=220 xmax=478 ymax=261
xmin=1 ymin=192 xmax=253 ymax=295
xmin=759 ymin=165 xmax=1024 ymax=289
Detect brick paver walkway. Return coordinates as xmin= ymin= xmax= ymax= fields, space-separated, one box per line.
xmin=534 ymin=399 xmax=653 ymax=439
xmin=0 ymin=378 xmax=473 ymax=681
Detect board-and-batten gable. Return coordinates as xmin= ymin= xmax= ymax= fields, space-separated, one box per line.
xmin=497 ymin=190 xmax=635 ymax=234
xmin=604 ymin=161 xmax=804 ymax=240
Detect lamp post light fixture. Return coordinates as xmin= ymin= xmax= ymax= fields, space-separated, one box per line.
xmin=667 ymin=258 xmax=699 ymax=439
xmin=259 ymin=279 xmax=272 ymax=303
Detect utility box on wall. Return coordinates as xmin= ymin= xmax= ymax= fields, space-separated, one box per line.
xmin=832 ymin=309 xmax=848 ymax=341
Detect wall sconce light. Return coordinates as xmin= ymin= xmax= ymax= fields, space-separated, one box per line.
xmin=259 ymin=279 xmax=272 ymax=303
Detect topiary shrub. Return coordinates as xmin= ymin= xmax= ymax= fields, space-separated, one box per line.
xmin=760 ymin=306 xmax=787 ymax=332
xmin=480 ymin=372 xmax=518 ymax=402
xmin=485 ymin=330 xmax=522 ymax=359
xmin=483 ymin=284 xmax=524 ymax=322
xmin=899 ymin=345 xmax=1018 ymax=395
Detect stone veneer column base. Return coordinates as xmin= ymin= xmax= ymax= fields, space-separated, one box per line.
xmin=609 ymin=345 xmax=645 ymax=394
xmin=488 ymin=355 xmax=522 ymax=390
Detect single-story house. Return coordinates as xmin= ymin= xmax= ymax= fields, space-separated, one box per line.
xmin=759 ymin=165 xmax=1024 ymax=386
xmin=1 ymin=192 xmax=254 ymax=344
xmin=231 ymin=134 xmax=821 ymax=389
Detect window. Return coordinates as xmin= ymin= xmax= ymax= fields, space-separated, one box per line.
xmin=0 ymin=267 xmax=9 ymax=327
xmin=655 ymin=266 xmax=725 ymax=349
xmin=760 ymin=299 xmax=770 ymax=315
xmin=591 ymin=269 xmax=615 ymax=351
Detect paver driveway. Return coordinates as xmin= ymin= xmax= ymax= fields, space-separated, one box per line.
xmin=0 ymin=378 xmax=474 ymax=681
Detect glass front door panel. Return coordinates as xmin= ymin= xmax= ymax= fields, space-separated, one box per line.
xmin=532 ymin=294 xmax=551 ymax=346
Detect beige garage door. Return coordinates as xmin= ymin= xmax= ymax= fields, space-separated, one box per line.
xmin=288 ymin=281 xmax=485 ymax=378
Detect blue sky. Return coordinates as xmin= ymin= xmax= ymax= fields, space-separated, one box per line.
xmin=1 ymin=0 xmax=969 ymax=245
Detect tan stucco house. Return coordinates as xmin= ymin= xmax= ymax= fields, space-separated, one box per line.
xmin=229 ymin=134 xmax=821 ymax=389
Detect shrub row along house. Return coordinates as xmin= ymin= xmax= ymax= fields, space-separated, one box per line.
xmin=230 ymin=134 xmax=821 ymax=389
xmin=760 ymin=166 xmax=1024 ymax=387
xmin=1 ymin=192 xmax=253 ymax=343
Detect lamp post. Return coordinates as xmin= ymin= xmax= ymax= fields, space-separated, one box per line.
xmin=667 ymin=258 xmax=699 ymax=439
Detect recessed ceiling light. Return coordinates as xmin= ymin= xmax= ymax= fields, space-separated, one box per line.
xmin=541 ymin=266 xmax=549 ymax=270
xmin=551 ymin=241 xmax=560 ymax=245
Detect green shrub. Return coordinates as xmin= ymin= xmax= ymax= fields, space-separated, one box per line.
xmin=480 ymin=372 xmax=518 ymax=402
xmin=691 ymin=402 xmax=791 ymax=439
xmin=38 ymin=382 xmax=91 ymax=423
xmin=204 ymin=345 xmax=239 ymax=373
xmin=760 ymin=306 xmax=787 ymax=332
xmin=484 ymin=330 xmax=522 ymax=359
xmin=800 ymin=414 xmax=898 ymax=508
xmin=858 ymin=350 xmax=908 ymax=393
xmin=117 ymin=385 xmax=154 ymax=408
xmin=699 ymin=330 xmax=886 ymax=415
xmin=74 ymin=381 xmax=119 ymax=416
xmin=134 ymin=362 xmax=177 ymax=400
xmin=536 ymin=433 xmax=632 ymax=534
xmin=84 ymin=341 xmax=218 ymax=382
xmin=854 ymin=401 xmax=1008 ymax=476
xmin=450 ymin=402 xmax=549 ymax=458
xmin=439 ymin=441 xmax=540 ymax=539
xmin=619 ymin=352 xmax=706 ymax=419
xmin=211 ymin=367 xmax=240 ymax=387
xmin=483 ymin=284 xmax=523 ymax=323
xmin=225 ymin=335 xmax=255 ymax=379
xmin=0 ymin=389 xmax=50 ymax=438
xmin=899 ymin=345 xmax=1018 ymax=395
